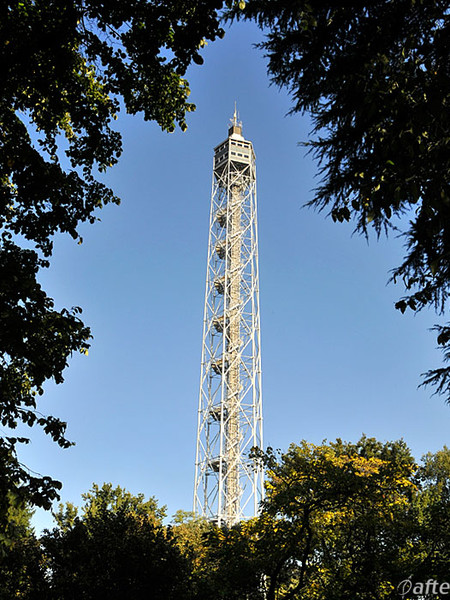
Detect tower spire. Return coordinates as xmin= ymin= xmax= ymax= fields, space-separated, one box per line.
xmin=228 ymin=103 xmax=243 ymax=137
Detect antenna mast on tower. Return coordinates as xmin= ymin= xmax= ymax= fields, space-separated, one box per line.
xmin=194 ymin=109 xmax=263 ymax=526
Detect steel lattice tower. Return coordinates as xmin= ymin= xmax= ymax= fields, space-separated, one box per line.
xmin=194 ymin=109 xmax=263 ymax=526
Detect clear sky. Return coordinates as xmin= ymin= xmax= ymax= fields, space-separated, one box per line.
xmin=22 ymin=20 xmax=449 ymax=532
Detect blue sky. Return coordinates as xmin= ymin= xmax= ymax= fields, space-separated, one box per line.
xmin=22 ymin=20 xmax=449 ymax=532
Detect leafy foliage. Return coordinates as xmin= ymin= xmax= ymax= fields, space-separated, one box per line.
xmin=0 ymin=0 xmax=229 ymax=519
xmin=198 ymin=437 xmax=447 ymax=600
xmin=414 ymin=446 xmax=450 ymax=581
xmin=42 ymin=484 xmax=189 ymax=599
xmin=235 ymin=0 xmax=450 ymax=400
xmin=249 ymin=437 xmax=418 ymax=599
xmin=0 ymin=243 xmax=89 ymax=523
xmin=194 ymin=519 xmax=267 ymax=600
xmin=171 ymin=511 xmax=213 ymax=599
xmin=1 ymin=443 xmax=450 ymax=598
xmin=171 ymin=510 xmax=211 ymax=564
xmin=0 ymin=497 xmax=47 ymax=599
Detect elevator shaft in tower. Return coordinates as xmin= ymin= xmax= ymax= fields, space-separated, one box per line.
xmin=225 ymin=184 xmax=242 ymax=522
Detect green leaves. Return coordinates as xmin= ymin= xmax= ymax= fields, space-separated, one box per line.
xmin=0 ymin=242 xmax=89 ymax=531
xmin=236 ymin=0 xmax=450 ymax=402
xmin=1 ymin=0 xmax=228 ymax=255
xmin=331 ymin=206 xmax=350 ymax=223
xmin=198 ymin=437 xmax=422 ymax=600
xmin=0 ymin=0 xmax=227 ymax=515
xmin=42 ymin=485 xmax=188 ymax=599
xmin=2 ymin=443 xmax=450 ymax=598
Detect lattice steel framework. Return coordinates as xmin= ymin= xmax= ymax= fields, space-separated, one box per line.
xmin=194 ymin=111 xmax=263 ymax=526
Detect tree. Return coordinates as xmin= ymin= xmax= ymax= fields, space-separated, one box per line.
xmin=255 ymin=437 xmax=419 ymax=599
xmin=414 ymin=446 xmax=450 ymax=582
xmin=171 ymin=511 xmax=213 ymax=599
xmin=199 ymin=437 xmax=420 ymax=600
xmin=236 ymin=1 xmax=450 ymax=401
xmin=0 ymin=0 xmax=230 ymax=520
xmin=196 ymin=440 xmax=450 ymax=600
xmin=77 ymin=482 xmax=166 ymax=524
xmin=197 ymin=520 xmax=266 ymax=600
xmin=0 ymin=497 xmax=48 ymax=600
xmin=171 ymin=510 xmax=211 ymax=567
xmin=42 ymin=484 xmax=191 ymax=599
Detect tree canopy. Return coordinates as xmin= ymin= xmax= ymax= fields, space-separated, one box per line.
xmin=3 ymin=0 xmax=450 ymax=545
xmin=236 ymin=0 xmax=450 ymax=400
xmin=0 ymin=0 xmax=229 ymax=524
xmin=2 ymin=443 xmax=450 ymax=598
xmin=196 ymin=438 xmax=450 ymax=600
xmin=42 ymin=484 xmax=189 ymax=599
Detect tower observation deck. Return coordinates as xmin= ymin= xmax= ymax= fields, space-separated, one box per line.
xmin=194 ymin=109 xmax=263 ymax=527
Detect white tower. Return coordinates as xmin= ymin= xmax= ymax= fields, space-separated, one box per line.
xmin=194 ymin=109 xmax=263 ymax=526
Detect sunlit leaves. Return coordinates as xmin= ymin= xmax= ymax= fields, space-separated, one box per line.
xmin=248 ymin=437 xmax=418 ymax=599
xmin=195 ymin=437 xmax=423 ymax=600
xmin=3 ymin=442 xmax=450 ymax=597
